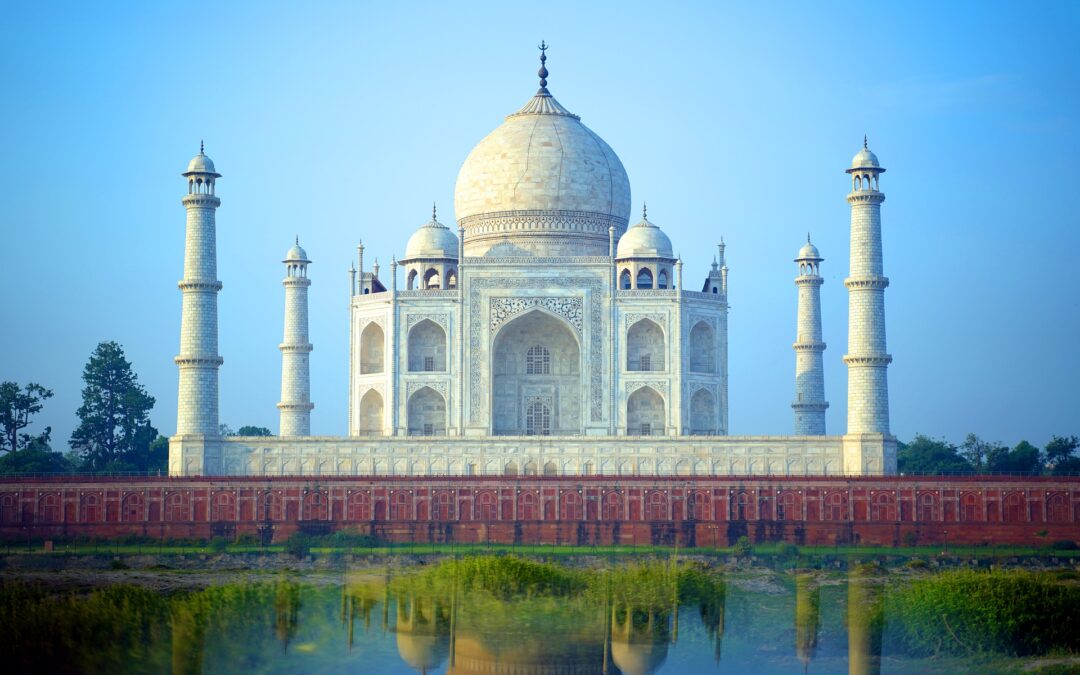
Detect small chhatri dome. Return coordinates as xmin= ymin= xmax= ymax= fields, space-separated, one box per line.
xmin=284 ymin=236 xmax=309 ymax=263
xmin=616 ymin=205 xmax=674 ymax=259
xmin=849 ymin=135 xmax=881 ymax=171
xmin=403 ymin=204 xmax=460 ymax=260
xmin=183 ymin=140 xmax=221 ymax=176
xmin=796 ymin=233 xmax=821 ymax=261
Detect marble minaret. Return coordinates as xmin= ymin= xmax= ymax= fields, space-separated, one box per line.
xmin=278 ymin=239 xmax=314 ymax=436
xmin=844 ymin=138 xmax=891 ymax=435
xmin=792 ymin=236 xmax=828 ymax=434
xmin=175 ymin=143 xmax=223 ymax=437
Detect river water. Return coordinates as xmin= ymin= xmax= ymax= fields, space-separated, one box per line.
xmin=2 ymin=556 xmax=1078 ymax=673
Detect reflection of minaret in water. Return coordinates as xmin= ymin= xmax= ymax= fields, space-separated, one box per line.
xmin=847 ymin=565 xmax=884 ymax=675
xmin=795 ymin=572 xmax=821 ymax=672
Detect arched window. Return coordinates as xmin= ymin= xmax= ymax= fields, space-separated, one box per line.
xmin=357 ymin=389 xmax=383 ymax=435
xmin=525 ymin=345 xmax=551 ymax=375
xmin=406 ymin=269 xmax=418 ymax=290
xmin=688 ymin=321 xmax=716 ymax=373
xmin=423 ymin=268 xmax=441 ymax=289
xmin=407 ymin=386 xmax=446 ymax=436
xmin=446 ymin=270 xmax=457 ymax=289
xmin=627 ymin=319 xmax=664 ymax=371
xmin=689 ymin=388 xmax=716 ymax=435
xmin=526 ymin=400 xmax=551 ymax=436
xmin=359 ymin=322 xmax=384 ymax=374
xmin=636 ymin=268 xmax=654 ymax=289
xmin=620 ymin=269 xmax=632 ymax=290
xmin=627 ymin=386 xmax=664 ymax=436
xmin=407 ymin=319 xmax=446 ymax=372
xmin=657 ymin=270 xmax=668 ymax=289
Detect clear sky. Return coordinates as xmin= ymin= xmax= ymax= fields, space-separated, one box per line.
xmin=2 ymin=1 xmax=1078 ymax=449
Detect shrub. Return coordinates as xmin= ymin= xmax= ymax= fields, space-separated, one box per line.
xmin=234 ymin=533 xmax=259 ymax=547
xmin=885 ymin=570 xmax=1080 ymax=656
xmin=777 ymin=542 xmax=799 ymax=559
xmin=284 ymin=533 xmax=310 ymax=558
xmin=733 ymin=536 xmax=752 ymax=557
xmin=902 ymin=531 xmax=918 ymax=547
xmin=208 ymin=537 xmax=229 ymax=553
xmin=1050 ymin=540 xmax=1078 ymax=551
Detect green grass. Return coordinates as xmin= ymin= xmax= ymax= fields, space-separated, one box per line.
xmin=3 ymin=539 xmax=1078 ymax=560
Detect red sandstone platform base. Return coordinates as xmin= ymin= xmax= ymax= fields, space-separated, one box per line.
xmin=1 ymin=475 xmax=1077 ymax=548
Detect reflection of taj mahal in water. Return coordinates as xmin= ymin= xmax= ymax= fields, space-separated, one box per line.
xmin=169 ymin=46 xmax=897 ymax=477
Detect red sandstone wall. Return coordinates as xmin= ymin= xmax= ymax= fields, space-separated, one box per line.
xmin=1 ymin=476 xmax=1077 ymax=548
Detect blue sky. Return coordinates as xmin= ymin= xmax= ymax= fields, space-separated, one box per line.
xmin=2 ymin=1 xmax=1078 ymax=448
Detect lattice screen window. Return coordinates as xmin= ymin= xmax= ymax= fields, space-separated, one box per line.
xmin=640 ymin=423 xmax=651 ymax=436
xmin=424 ymin=356 xmax=435 ymax=372
xmin=525 ymin=345 xmax=551 ymax=375
xmin=640 ymin=355 xmax=651 ymax=371
xmin=423 ymin=423 xmax=434 ymax=436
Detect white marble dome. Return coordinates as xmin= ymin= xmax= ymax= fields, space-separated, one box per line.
xmin=850 ymin=145 xmax=880 ymax=170
xmin=284 ymin=241 xmax=309 ymax=262
xmin=403 ymin=212 xmax=459 ymax=260
xmin=454 ymin=82 xmax=631 ymax=257
xmin=616 ymin=213 xmax=673 ymax=259
xmin=796 ymin=239 xmax=821 ymax=261
xmin=184 ymin=149 xmax=219 ymax=176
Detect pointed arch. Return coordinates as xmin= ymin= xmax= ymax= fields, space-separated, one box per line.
xmin=620 ymin=269 xmax=632 ymax=290
xmin=406 ymin=269 xmax=418 ymax=290
xmin=688 ymin=321 xmax=716 ymax=373
xmin=423 ymin=268 xmax=441 ymax=289
xmin=407 ymin=319 xmax=446 ymax=372
xmin=358 ymin=388 xmax=384 ymax=435
xmin=689 ymin=387 xmax=716 ymax=435
xmin=359 ymin=321 xmax=384 ymax=374
xmin=407 ymin=386 xmax=446 ymax=436
xmin=627 ymin=385 xmax=665 ymax=436
xmin=636 ymin=267 xmax=654 ymax=289
xmin=626 ymin=318 xmax=664 ymax=371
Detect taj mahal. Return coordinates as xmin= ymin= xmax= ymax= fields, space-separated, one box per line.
xmin=169 ymin=46 xmax=896 ymax=478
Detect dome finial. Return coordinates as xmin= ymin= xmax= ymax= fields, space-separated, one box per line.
xmin=642 ymin=202 xmax=647 ymax=221
xmin=295 ymin=234 xmax=299 ymax=246
xmin=200 ymin=139 xmax=204 ymax=155
xmin=433 ymin=201 xmax=437 ymax=221
xmin=807 ymin=232 xmax=811 ymax=243
xmin=863 ymin=134 xmax=868 ymax=150
xmin=537 ymin=40 xmax=549 ymax=94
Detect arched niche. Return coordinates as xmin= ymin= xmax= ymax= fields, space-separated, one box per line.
xmin=359 ymin=322 xmax=384 ymax=374
xmin=423 ymin=268 xmax=441 ymax=289
xmin=358 ymin=388 xmax=383 ymax=435
xmin=407 ymin=386 xmax=446 ymax=436
xmin=636 ymin=267 xmax=654 ymax=289
xmin=407 ymin=319 xmax=446 ymax=372
xmin=491 ymin=309 xmax=581 ymax=435
xmin=627 ymin=318 xmax=664 ymax=371
xmin=619 ymin=269 xmax=632 ymax=290
xmin=688 ymin=321 xmax=716 ymax=373
xmin=406 ymin=269 xmax=418 ymax=290
xmin=627 ymin=386 xmax=665 ymax=436
xmin=689 ymin=388 xmax=716 ymax=435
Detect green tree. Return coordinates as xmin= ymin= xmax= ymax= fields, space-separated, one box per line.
xmin=1045 ymin=435 xmax=1079 ymax=475
xmin=0 ymin=381 xmax=54 ymax=455
xmin=235 ymin=426 xmax=273 ymax=437
xmin=897 ymin=434 xmax=973 ymax=474
xmin=959 ymin=433 xmax=997 ymax=472
xmin=987 ymin=440 xmax=1043 ymax=475
xmin=69 ymin=341 xmax=157 ymax=472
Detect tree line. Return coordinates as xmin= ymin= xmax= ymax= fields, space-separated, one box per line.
xmin=897 ymin=433 xmax=1079 ymax=476
xmin=0 ymin=341 xmax=272 ymax=474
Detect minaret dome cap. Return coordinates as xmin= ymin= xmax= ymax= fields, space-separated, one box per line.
xmin=847 ymin=138 xmax=884 ymax=173
xmin=284 ymin=239 xmax=310 ymax=263
xmin=796 ymin=240 xmax=822 ymax=262
xmin=183 ymin=143 xmax=221 ymax=177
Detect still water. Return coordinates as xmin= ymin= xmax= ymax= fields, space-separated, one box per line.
xmin=3 ymin=556 xmax=1078 ymax=674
